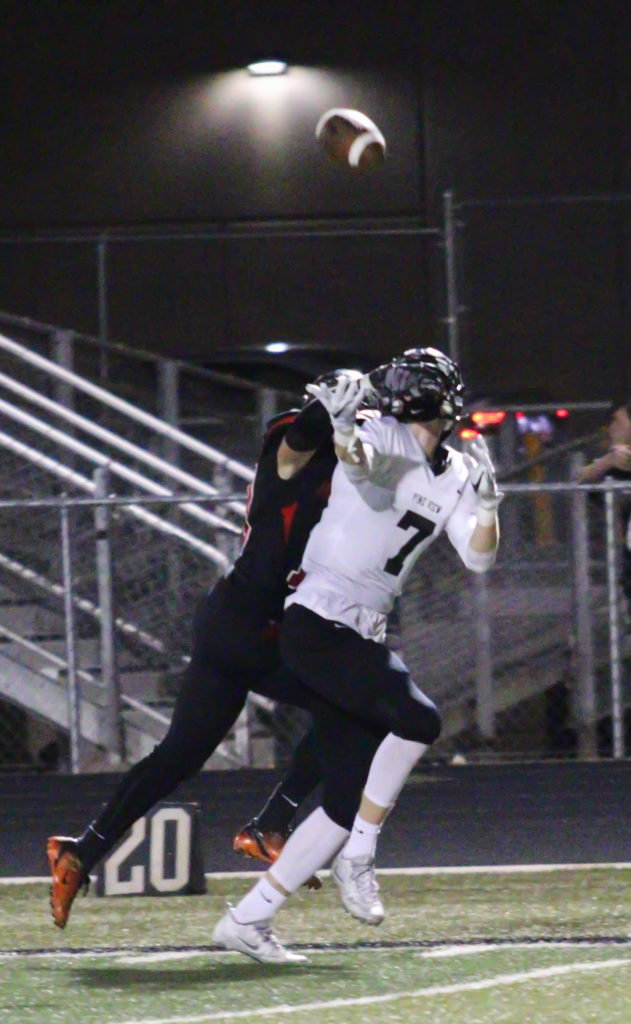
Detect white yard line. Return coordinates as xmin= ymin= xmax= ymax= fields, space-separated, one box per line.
xmin=110 ymin=957 xmax=631 ymax=1024
xmin=419 ymin=940 xmax=606 ymax=958
xmin=116 ymin=951 xmax=212 ymax=964
xmin=4 ymin=862 xmax=631 ymax=885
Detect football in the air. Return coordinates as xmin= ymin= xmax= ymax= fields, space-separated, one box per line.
xmin=315 ymin=108 xmax=386 ymax=172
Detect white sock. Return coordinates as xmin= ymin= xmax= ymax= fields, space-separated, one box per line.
xmin=342 ymin=815 xmax=381 ymax=860
xmin=231 ymin=876 xmax=287 ymax=924
xmin=270 ymin=806 xmax=349 ymax=893
xmin=362 ymin=733 xmax=428 ymax=807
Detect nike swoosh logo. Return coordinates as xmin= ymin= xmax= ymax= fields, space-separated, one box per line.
xmin=262 ymin=893 xmax=273 ymax=903
xmin=472 ymin=479 xmax=481 ymax=493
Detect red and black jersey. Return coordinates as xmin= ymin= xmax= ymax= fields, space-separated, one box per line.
xmin=227 ymin=411 xmax=336 ymax=620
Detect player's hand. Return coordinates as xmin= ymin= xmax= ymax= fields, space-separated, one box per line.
xmin=305 ymin=374 xmax=368 ymax=446
xmin=463 ymin=436 xmax=504 ymax=513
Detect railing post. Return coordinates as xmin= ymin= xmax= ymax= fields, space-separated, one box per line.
xmin=51 ymin=329 xmax=76 ymax=473
xmin=97 ymin=235 xmax=109 ymax=382
xmin=257 ymin=388 xmax=277 ymax=436
xmin=604 ymin=483 xmax=625 ymax=757
xmin=60 ymin=495 xmax=81 ymax=773
xmin=51 ymin=329 xmax=75 ymax=411
xmin=157 ymin=358 xmax=180 ymax=467
xmin=569 ymin=454 xmax=597 ymax=756
xmin=473 ymin=572 xmax=495 ymax=739
xmin=94 ymin=467 xmax=124 ymax=764
xmin=443 ymin=189 xmax=460 ymax=366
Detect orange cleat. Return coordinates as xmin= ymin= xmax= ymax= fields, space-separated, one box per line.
xmin=47 ymin=836 xmax=88 ymax=929
xmin=233 ymin=823 xmax=285 ymax=865
xmin=233 ymin=822 xmax=321 ymax=890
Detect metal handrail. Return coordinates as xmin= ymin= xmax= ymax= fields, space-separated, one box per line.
xmin=0 ymin=549 xmax=169 ymax=654
xmin=0 ymin=620 xmax=169 ymax=730
xmin=0 ymin=395 xmax=241 ymax=536
xmin=0 ymin=620 xmax=97 ymax=687
xmin=0 ymin=331 xmax=255 ymax=483
xmin=0 ymin=309 xmax=285 ymax=397
xmin=0 ymin=369 xmax=248 ymax=517
xmin=0 ymin=429 xmax=232 ymax=567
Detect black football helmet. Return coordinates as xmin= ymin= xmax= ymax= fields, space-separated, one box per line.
xmin=369 ymin=347 xmax=464 ymax=435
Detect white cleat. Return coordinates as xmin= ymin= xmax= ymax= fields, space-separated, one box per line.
xmin=212 ymin=909 xmax=307 ymax=964
xmin=331 ymin=852 xmax=385 ymax=925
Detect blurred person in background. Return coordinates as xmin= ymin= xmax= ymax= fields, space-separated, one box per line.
xmin=575 ymin=399 xmax=631 ymax=615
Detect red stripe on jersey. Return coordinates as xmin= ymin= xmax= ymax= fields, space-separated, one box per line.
xmin=280 ymin=501 xmax=299 ymax=543
xmin=316 ymin=479 xmax=332 ymax=502
xmin=264 ymin=414 xmax=296 ymax=439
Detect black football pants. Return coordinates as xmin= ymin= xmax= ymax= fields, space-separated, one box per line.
xmin=280 ymin=602 xmax=442 ymax=826
xmin=78 ymin=578 xmax=315 ymax=872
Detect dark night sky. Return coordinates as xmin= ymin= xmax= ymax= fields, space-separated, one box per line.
xmin=1 ymin=0 xmax=631 ymax=403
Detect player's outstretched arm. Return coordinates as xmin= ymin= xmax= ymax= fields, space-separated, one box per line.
xmin=305 ymin=375 xmax=369 ymax=466
xmin=461 ymin=436 xmax=502 ymax=568
xmin=276 ymin=398 xmax=333 ymax=480
xmin=305 ymin=374 xmax=398 ymax=511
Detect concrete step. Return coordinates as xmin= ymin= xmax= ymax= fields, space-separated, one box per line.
xmin=0 ymin=652 xmax=177 ymax=761
xmin=0 ymin=637 xmax=102 ymax=675
xmin=0 ymin=582 xmax=26 ymax=601
xmin=0 ymin=602 xmax=67 ymax=636
xmin=118 ymin=668 xmax=167 ymax=702
xmin=0 ymin=633 xmax=160 ymax=675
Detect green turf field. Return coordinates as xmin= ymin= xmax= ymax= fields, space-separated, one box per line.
xmin=2 ymin=868 xmax=631 ymax=1023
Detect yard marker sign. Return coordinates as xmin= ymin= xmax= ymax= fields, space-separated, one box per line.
xmin=96 ymin=802 xmax=206 ymax=897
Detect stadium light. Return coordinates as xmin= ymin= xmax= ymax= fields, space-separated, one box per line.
xmin=247 ymin=61 xmax=288 ymax=76
xmin=265 ymin=341 xmax=290 ymax=353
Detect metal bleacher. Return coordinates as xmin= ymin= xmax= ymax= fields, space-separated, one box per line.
xmin=0 ymin=314 xmax=274 ymax=771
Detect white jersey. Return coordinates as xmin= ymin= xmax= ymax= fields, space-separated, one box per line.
xmin=286 ymin=415 xmax=482 ymax=641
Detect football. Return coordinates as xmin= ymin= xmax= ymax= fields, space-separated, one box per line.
xmin=315 ymin=108 xmax=386 ymax=172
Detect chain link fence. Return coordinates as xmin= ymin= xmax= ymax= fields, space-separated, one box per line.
xmin=0 ymin=476 xmax=629 ymax=773
xmin=401 ymin=473 xmax=631 ymax=761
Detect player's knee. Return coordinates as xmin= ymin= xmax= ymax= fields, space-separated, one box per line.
xmin=321 ymin=791 xmax=355 ymax=832
xmin=405 ymin=679 xmax=442 ymax=744
xmin=320 ymin=764 xmax=367 ymax=831
xmin=394 ymin=703 xmax=441 ymax=745
xmin=423 ymin=705 xmax=442 ymax=744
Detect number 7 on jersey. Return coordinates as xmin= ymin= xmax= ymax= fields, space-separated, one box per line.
xmin=384 ymin=510 xmax=435 ymax=576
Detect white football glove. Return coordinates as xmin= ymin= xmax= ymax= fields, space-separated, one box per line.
xmin=463 ymin=435 xmax=503 ymax=522
xmin=305 ymin=374 xmax=369 ymax=447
